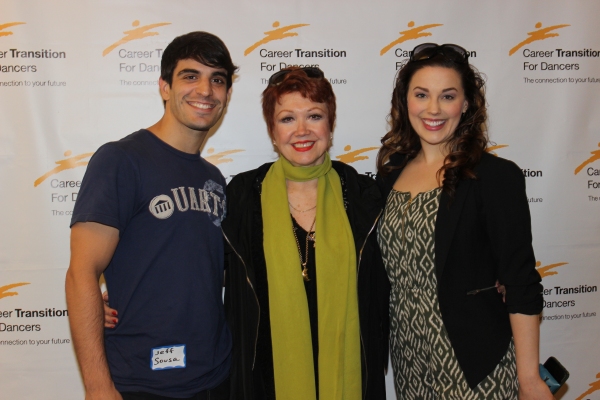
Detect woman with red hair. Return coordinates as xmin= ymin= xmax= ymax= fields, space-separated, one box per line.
xmin=222 ymin=67 xmax=389 ymax=400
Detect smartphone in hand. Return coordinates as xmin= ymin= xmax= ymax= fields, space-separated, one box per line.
xmin=539 ymin=356 xmax=570 ymax=394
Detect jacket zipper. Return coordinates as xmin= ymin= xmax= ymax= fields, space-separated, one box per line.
xmin=357 ymin=210 xmax=383 ymax=399
xmin=222 ymin=230 xmax=261 ymax=370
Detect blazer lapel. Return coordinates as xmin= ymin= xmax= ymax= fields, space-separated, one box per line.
xmin=378 ymin=154 xmax=406 ymax=199
xmin=434 ymin=178 xmax=472 ymax=282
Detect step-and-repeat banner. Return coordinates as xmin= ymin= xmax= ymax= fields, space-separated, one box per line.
xmin=1 ymin=1 xmax=599 ymax=398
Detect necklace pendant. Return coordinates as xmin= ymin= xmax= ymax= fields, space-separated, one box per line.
xmin=302 ymin=267 xmax=310 ymax=282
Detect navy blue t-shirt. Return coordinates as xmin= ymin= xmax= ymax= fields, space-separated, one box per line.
xmin=71 ymin=130 xmax=231 ymax=397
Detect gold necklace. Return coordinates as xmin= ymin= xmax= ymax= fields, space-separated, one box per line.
xmin=288 ymin=201 xmax=317 ymax=213
xmin=292 ymin=216 xmax=316 ymax=282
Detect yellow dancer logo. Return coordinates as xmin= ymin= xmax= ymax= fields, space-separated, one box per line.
xmin=244 ymin=21 xmax=310 ymax=56
xmin=204 ymin=148 xmax=244 ymax=165
xmin=34 ymin=150 xmax=94 ymax=187
xmin=335 ymin=145 xmax=379 ymax=164
xmin=0 ymin=22 xmax=26 ymax=37
xmin=0 ymin=283 xmax=30 ymax=300
xmin=536 ymin=261 xmax=568 ymax=278
xmin=576 ymin=372 xmax=600 ymax=400
xmin=574 ymin=142 xmax=600 ymax=175
xmin=509 ymin=22 xmax=570 ymax=56
xmin=485 ymin=144 xmax=509 ymax=156
xmin=103 ymin=20 xmax=171 ymax=56
xmin=380 ymin=21 xmax=443 ymax=56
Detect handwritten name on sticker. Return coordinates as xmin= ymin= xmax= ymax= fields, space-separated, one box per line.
xmin=151 ymin=344 xmax=186 ymax=370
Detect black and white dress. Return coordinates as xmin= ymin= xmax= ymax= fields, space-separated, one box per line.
xmin=378 ymin=188 xmax=518 ymax=399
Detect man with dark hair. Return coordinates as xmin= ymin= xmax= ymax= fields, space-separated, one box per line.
xmin=160 ymin=31 xmax=237 ymax=87
xmin=66 ymin=31 xmax=237 ymax=400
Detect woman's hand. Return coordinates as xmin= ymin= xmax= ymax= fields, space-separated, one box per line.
xmin=102 ymin=291 xmax=118 ymax=329
xmin=518 ymin=374 xmax=554 ymax=399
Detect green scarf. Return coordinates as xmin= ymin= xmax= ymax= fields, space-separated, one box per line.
xmin=261 ymin=153 xmax=361 ymax=400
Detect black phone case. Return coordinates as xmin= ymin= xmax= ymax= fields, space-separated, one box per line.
xmin=540 ymin=356 xmax=569 ymax=394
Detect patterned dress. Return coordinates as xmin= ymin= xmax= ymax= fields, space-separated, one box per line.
xmin=378 ymin=188 xmax=518 ymax=399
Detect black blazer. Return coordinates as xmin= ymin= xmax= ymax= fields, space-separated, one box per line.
xmin=377 ymin=151 xmax=543 ymax=388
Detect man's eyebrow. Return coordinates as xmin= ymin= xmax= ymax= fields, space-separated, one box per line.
xmin=176 ymin=69 xmax=227 ymax=79
xmin=177 ymin=68 xmax=200 ymax=76
xmin=211 ymin=71 xmax=227 ymax=79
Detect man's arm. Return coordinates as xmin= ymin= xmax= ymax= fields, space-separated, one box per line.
xmin=65 ymin=222 xmax=122 ymax=400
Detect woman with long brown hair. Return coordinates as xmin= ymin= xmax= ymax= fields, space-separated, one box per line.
xmin=376 ymin=43 xmax=552 ymax=399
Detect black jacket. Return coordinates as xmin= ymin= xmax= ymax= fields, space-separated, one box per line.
xmin=377 ymin=152 xmax=543 ymax=388
xmin=222 ymin=161 xmax=390 ymax=400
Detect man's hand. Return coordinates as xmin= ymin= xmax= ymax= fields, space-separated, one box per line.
xmin=496 ymin=280 xmax=506 ymax=302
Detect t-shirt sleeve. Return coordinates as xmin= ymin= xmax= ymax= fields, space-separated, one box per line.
xmin=70 ymin=143 xmax=138 ymax=235
xmin=220 ymin=172 xmax=227 ymax=221
xmin=203 ymin=159 xmax=228 ymax=222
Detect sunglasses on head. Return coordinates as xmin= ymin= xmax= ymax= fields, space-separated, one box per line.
xmin=410 ymin=43 xmax=469 ymax=64
xmin=268 ymin=67 xmax=325 ymax=86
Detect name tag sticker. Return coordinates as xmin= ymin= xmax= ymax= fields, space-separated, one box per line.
xmin=150 ymin=344 xmax=186 ymax=371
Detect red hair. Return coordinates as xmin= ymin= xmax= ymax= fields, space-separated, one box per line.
xmin=262 ymin=67 xmax=336 ymax=140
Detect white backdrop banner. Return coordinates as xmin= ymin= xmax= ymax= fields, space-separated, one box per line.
xmin=1 ymin=1 xmax=599 ymax=399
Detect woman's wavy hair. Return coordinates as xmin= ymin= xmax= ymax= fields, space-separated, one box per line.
xmin=376 ymin=53 xmax=488 ymax=199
